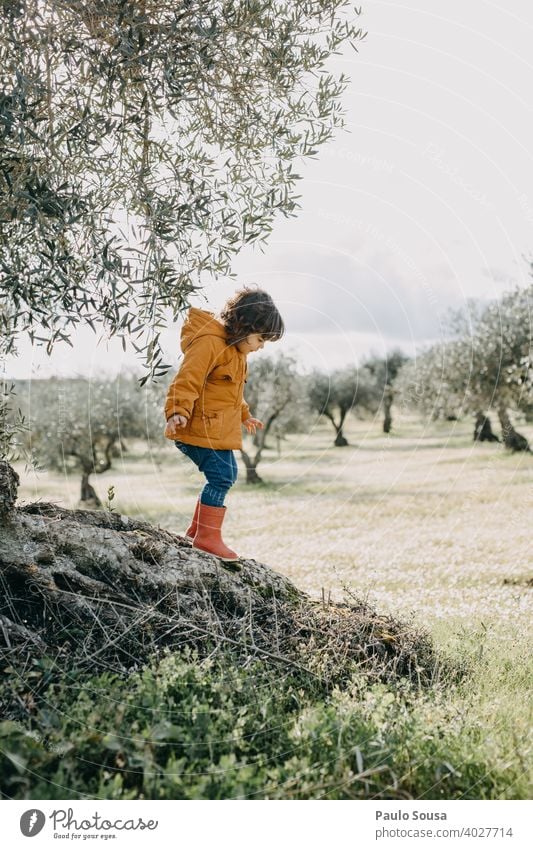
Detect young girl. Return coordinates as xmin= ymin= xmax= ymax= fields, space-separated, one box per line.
xmin=164 ymin=287 xmax=284 ymax=565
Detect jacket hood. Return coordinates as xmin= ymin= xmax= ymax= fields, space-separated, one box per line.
xmin=180 ymin=307 xmax=227 ymax=353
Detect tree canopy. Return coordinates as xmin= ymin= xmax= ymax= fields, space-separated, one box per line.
xmin=396 ymin=283 xmax=533 ymax=446
xmin=307 ymin=365 xmax=377 ymax=445
xmin=0 ymin=0 xmax=365 ymax=381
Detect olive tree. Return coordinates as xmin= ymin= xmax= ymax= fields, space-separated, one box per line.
xmin=24 ymin=374 xmax=162 ymax=504
xmin=396 ymin=284 xmax=533 ymax=450
xmin=307 ymin=365 xmax=378 ymax=446
xmin=240 ymin=353 xmax=304 ymax=483
xmin=395 ymin=341 xmax=467 ymax=422
xmin=468 ymin=287 xmax=532 ymax=450
xmin=362 ymin=349 xmax=409 ymax=433
xmin=0 ymin=0 xmax=366 ymax=388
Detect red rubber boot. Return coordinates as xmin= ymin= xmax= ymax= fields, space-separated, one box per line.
xmin=183 ymin=498 xmax=200 ymax=541
xmin=192 ymin=503 xmax=239 ymax=563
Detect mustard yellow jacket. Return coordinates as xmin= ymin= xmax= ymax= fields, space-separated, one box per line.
xmin=164 ymin=308 xmax=251 ymax=450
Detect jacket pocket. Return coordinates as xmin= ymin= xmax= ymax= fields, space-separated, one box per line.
xmin=188 ymin=410 xmax=224 ymax=439
xmin=208 ymin=365 xmax=236 ymax=383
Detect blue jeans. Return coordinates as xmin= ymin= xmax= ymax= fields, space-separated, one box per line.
xmin=174 ymin=441 xmax=238 ymax=507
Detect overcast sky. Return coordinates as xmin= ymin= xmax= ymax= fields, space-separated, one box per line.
xmin=5 ymin=0 xmax=533 ymax=380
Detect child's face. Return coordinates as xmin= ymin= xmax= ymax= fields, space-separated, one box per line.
xmin=236 ymin=333 xmax=266 ymax=354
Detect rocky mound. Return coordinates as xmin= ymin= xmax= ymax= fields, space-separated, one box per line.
xmin=0 ymin=462 xmax=441 ymax=710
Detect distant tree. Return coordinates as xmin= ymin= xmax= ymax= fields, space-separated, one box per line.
xmin=240 ymin=353 xmax=303 ymax=483
xmin=464 ymin=288 xmax=532 ymax=451
xmin=395 ymin=341 xmax=466 ymax=422
xmin=307 ymin=366 xmax=378 ymax=446
xmin=396 ymin=284 xmax=533 ymax=450
xmin=362 ymin=349 xmax=409 ymax=433
xmin=0 ymin=0 xmax=365 ymax=384
xmin=26 ymin=375 xmax=161 ymax=504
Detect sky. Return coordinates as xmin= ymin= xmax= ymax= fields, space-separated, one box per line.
xmin=4 ymin=0 xmax=533 ymax=380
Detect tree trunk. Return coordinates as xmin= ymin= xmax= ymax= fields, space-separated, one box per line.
xmin=241 ymin=411 xmax=281 ymax=482
xmin=497 ymin=405 xmax=531 ymax=452
xmin=325 ymin=411 xmax=348 ymax=446
xmin=246 ymin=465 xmax=263 ymax=484
xmin=334 ymin=429 xmax=348 ymax=447
xmin=473 ymin=412 xmax=500 ymax=443
xmin=383 ymin=385 xmax=393 ymax=434
xmin=239 ymin=448 xmax=264 ymax=484
xmin=80 ymin=471 xmax=102 ymax=505
xmin=253 ymin=432 xmax=272 ymax=450
xmin=0 ymin=460 xmax=19 ymax=519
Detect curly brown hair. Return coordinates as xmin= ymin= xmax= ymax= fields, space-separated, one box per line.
xmin=219 ymin=286 xmax=284 ymax=346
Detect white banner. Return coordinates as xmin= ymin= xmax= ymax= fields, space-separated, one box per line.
xmin=2 ymin=800 xmax=531 ymax=849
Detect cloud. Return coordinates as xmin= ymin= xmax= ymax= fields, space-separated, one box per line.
xmin=239 ymin=247 xmax=463 ymax=342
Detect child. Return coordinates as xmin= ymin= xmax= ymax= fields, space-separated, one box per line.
xmin=164 ymin=287 xmax=284 ymax=565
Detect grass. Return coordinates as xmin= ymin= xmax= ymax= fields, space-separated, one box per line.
xmin=7 ymin=414 xmax=533 ymax=798
xmin=1 ymin=651 xmax=529 ymax=800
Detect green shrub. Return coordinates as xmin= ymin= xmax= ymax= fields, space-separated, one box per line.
xmin=0 ymin=649 xmax=526 ymax=799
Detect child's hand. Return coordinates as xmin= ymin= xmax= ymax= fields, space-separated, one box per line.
xmin=164 ymin=414 xmax=188 ymax=439
xmin=243 ymin=417 xmax=264 ymax=435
